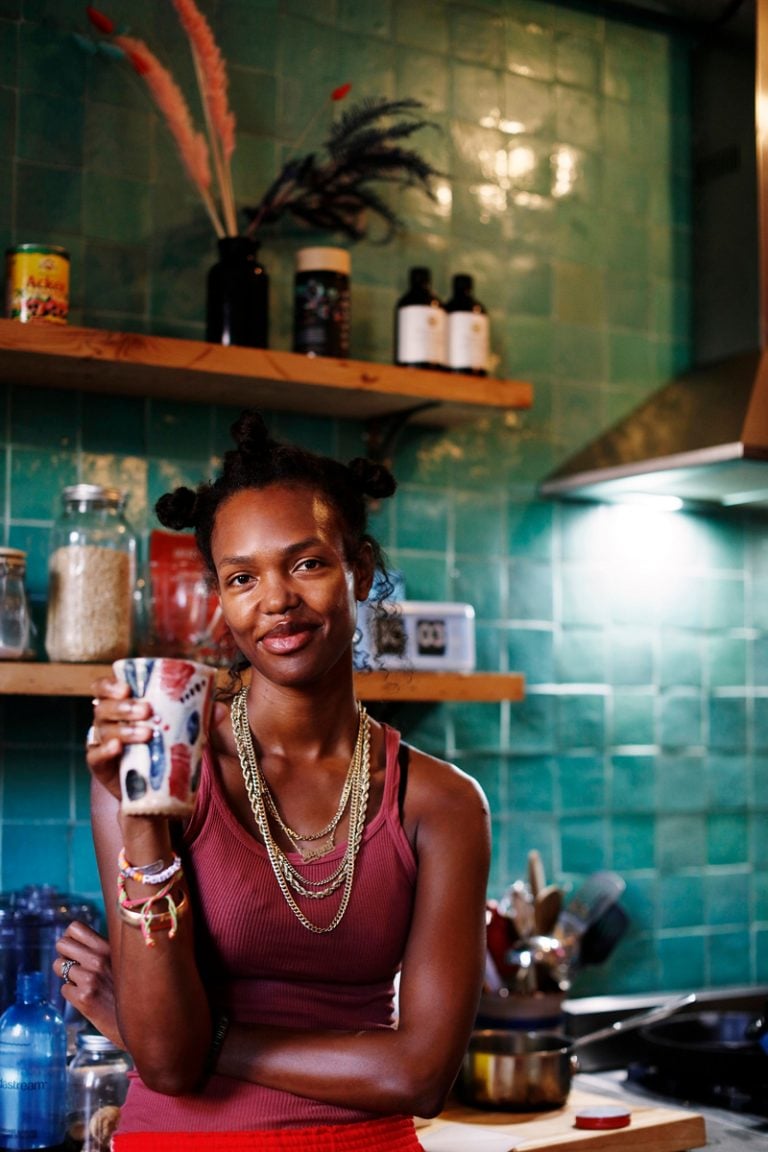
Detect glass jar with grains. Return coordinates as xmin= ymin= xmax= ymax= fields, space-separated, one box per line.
xmin=45 ymin=484 xmax=137 ymax=663
xmin=66 ymin=1030 xmax=132 ymax=1152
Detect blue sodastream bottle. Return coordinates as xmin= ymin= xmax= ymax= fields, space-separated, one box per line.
xmin=0 ymin=970 xmax=66 ymax=1150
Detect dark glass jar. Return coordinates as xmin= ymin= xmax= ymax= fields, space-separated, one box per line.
xmin=205 ymin=236 xmax=269 ymax=349
xmin=394 ymin=266 xmax=446 ymax=369
xmin=293 ymin=247 xmax=351 ymax=357
xmin=445 ymin=273 xmax=490 ymax=375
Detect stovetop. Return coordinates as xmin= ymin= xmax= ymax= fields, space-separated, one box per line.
xmin=563 ymin=985 xmax=768 ymax=1147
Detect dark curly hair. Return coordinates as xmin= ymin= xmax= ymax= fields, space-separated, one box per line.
xmin=155 ymin=409 xmax=397 ymax=582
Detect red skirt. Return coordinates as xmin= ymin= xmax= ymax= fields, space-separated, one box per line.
xmin=111 ymin=1115 xmax=424 ymax=1151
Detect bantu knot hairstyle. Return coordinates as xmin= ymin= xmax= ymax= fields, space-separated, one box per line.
xmin=155 ymin=409 xmax=397 ymax=580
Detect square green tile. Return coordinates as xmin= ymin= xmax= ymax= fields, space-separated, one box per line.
xmin=656 ymin=753 xmax=706 ymax=813
xmin=394 ymin=487 xmax=449 ymax=551
xmin=705 ymin=755 xmax=747 ymax=811
xmin=609 ymin=631 xmax=654 ymax=686
xmin=556 ymin=693 xmax=606 ymax=750
xmin=556 ymin=628 xmax=607 ymax=683
xmin=508 ymin=559 xmax=553 ymax=621
xmin=18 ymin=90 xmax=83 ymax=167
xmin=707 ymin=813 xmax=748 ymax=866
xmin=658 ymin=873 xmax=704 ymax=929
xmin=452 ymin=702 xmax=502 ymax=752
xmin=659 ymin=630 xmax=702 ymax=689
xmin=507 ymin=753 xmax=555 ymax=811
xmin=611 ymin=814 xmax=655 ymax=871
xmin=656 ymin=814 xmax=707 ymax=872
xmin=560 ymin=815 xmax=607 ymax=872
xmin=10 ymin=446 xmax=76 ymax=520
xmin=2 ymin=746 xmax=70 ymax=818
xmin=707 ymin=929 xmax=752 ymax=986
xmin=2 ymin=824 xmax=68 ymax=890
xmin=83 ymin=171 xmax=152 ymax=244
xmin=657 ymin=694 xmax=702 ymax=749
xmin=559 ymin=752 xmax=604 ymax=810
xmin=81 ymin=240 xmax=149 ymax=317
xmin=610 ymin=753 xmax=655 ymax=811
xmin=506 ymin=627 xmax=554 ymax=685
xmin=705 ymin=871 xmax=749 ymax=926
xmin=611 ymin=695 xmax=654 ymax=748
xmin=15 ymin=161 xmax=82 ymax=235
xmin=507 ymin=694 xmax=557 ymax=755
xmin=394 ymin=0 xmax=449 ymax=53
xmin=450 ymin=558 xmax=502 ymax=620
xmin=708 ymin=695 xmax=748 ymax=753
xmin=657 ymin=932 xmax=706 ymax=990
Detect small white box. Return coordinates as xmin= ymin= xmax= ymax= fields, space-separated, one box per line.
xmin=355 ymin=600 xmax=476 ymax=671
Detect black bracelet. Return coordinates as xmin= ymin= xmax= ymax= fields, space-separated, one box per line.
xmin=204 ymin=1012 xmax=230 ymax=1080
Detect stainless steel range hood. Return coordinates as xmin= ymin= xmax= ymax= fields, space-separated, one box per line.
xmin=540 ymin=0 xmax=768 ymax=511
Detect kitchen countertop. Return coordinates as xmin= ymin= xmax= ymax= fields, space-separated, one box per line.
xmin=418 ymin=1071 xmax=768 ymax=1151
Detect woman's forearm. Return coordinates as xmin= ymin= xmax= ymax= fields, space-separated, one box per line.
xmin=217 ymin=1021 xmax=456 ymax=1118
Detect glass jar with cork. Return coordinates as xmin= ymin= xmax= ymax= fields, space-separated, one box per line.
xmin=45 ymin=484 xmax=137 ymax=663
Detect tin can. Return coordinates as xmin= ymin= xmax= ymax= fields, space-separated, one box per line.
xmin=5 ymin=243 xmax=70 ymax=323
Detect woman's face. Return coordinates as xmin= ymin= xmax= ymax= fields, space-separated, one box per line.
xmin=211 ymin=483 xmax=373 ymax=687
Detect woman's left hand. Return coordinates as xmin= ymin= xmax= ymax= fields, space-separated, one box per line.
xmin=54 ymin=920 xmax=124 ymax=1049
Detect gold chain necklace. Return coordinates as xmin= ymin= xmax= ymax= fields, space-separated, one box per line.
xmin=259 ymin=732 xmax=359 ymax=861
xmin=231 ymin=687 xmax=371 ymax=934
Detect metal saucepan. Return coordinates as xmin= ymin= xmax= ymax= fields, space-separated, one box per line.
xmin=459 ymin=992 xmax=696 ymax=1111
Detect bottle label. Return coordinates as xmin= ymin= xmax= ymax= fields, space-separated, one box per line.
xmin=397 ymin=305 xmax=446 ymax=366
xmin=293 ymin=273 xmax=350 ymax=357
xmin=0 ymin=1057 xmax=67 ymax=1148
xmin=447 ymin=311 xmax=490 ymax=371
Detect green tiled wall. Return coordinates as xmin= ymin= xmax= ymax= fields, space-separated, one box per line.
xmin=1 ymin=0 xmax=766 ymax=995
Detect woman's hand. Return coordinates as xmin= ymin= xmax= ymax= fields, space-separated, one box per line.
xmin=54 ymin=921 xmax=124 ymax=1049
xmin=86 ymin=675 xmax=154 ymax=801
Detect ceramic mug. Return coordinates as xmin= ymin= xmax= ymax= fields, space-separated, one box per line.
xmin=113 ymin=657 xmax=216 ymax=816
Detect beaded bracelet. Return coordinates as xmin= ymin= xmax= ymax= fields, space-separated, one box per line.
xmin=119 ymin=848 xmax=183 ymax=886
xmin=117 ymin=873 xmax=187 ymax=947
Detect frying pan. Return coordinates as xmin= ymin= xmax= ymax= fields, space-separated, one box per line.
xmin=639 ymin=1009 xmax=768 ymax=1090
xmin=459 ymin=993 xmax=696 ymax=1111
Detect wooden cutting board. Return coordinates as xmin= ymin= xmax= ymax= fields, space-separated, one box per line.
xmin=417 ymin=1089 xmax=707 ymax=1151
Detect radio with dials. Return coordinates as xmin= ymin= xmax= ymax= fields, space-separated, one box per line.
xmin=354 ymin=600 xmax=476 ymax=671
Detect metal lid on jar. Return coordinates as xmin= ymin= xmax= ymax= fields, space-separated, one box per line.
xmin=0 ymin=547 xmax=26 ymax=563
xmin=295 ymin=247 xmax=350 ymax=276
xmin=62 ymin=483 xmax=125 ymax=507
xmin=76 ymin=1030 xmax=124 ymax=1054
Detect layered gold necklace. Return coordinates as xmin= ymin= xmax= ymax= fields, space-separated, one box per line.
xmin=231 ymin=687 xmax=371 ymax=934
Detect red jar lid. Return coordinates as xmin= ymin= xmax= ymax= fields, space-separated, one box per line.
xmin=574 ymin=1105 xmax=631 ymax=1130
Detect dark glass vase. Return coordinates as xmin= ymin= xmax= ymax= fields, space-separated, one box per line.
xmin=205 ymin=236 xmax=269 ymax=348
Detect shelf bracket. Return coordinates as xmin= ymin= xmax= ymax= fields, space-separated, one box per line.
xmin=364 ymin=401 xmax=440 ymax=466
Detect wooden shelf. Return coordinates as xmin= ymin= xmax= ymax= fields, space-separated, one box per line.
xmin=0 ymin=324 xmax=530 ymax=707
xmin=0 ymin=320 xmax=532 ymax=427
xmin=0 ymin=663 xmax=524 ymax=703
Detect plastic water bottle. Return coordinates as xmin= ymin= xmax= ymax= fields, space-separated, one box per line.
xmin=0 ymin=971 xmax=66 ymax=1150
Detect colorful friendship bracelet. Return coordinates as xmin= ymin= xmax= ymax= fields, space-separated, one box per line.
xmin=117 ymin=872 xmax=187 ymax=947
xmin=118 ymin=848 xmax=183 ymax=886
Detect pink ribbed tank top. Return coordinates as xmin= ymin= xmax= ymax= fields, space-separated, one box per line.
xmin=118 ymin=723 xmax=417 ymax=1133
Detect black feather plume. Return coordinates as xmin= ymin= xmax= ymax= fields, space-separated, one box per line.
xmin=243 ymin=97 xmax=441 ymax=242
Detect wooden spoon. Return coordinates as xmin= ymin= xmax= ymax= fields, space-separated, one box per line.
xmin=527 ymin=849 xmax=545 ymax=899
xmin=534 ymin=884 xmax=563 ymax=936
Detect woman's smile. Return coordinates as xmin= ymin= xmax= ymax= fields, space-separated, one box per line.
xmin=259 ymin=617 xmax=319 ymax=654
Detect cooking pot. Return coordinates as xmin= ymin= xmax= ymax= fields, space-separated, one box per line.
xmin=459 ymin=993 xmax=696 ymax=1111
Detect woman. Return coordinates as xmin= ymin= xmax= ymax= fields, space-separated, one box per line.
xmin=58 ymin=410 xmax=491 ymax=1151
